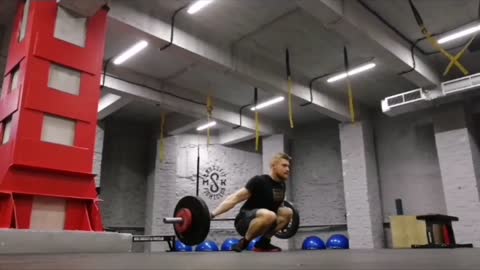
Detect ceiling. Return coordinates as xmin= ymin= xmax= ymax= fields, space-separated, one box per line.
xmin=363 ymin=0 xmax=479 ymax=41
xmin=2 ymin=0 xmax=480 ymax=140
xmin=361 ymin=0 xmax=480 ymax=81
xmin=116 ymin=0 xmax=298 ymax=45
xmin=109 ymin=100 xmax=170 ymax=125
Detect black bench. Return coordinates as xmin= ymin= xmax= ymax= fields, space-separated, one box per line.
xmin=411 ymin=214 xmax=473 ymax=248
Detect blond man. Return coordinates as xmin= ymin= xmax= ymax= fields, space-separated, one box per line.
xmin=211 ymin=153 xmax=293 ymax=252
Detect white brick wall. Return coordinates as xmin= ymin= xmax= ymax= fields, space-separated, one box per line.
xmin=340 ymin=120 xmax=384 ymax=249
xmin=433 ymin=104 xmax=480 ymax=247
xmin=145 ymin=135 xmax=262 ymax=251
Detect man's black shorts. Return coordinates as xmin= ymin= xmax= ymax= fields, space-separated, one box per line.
xmin=234 ymin=209 xmax=258 ymax=236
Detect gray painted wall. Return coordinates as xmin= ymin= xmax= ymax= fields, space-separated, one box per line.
xmin=99 ymin=118 xmax=153 ymax=229
xmin=374 ymin=111 xmax=447 ymax=220
xmin=291 ymin=120 xmax=346 ymax=226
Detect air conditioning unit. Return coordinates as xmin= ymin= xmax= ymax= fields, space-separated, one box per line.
xmin=381 ymin=88 xmax=431 ymax=116
xmin=381 ymin=73 xmax=480 ymax=117
xmin=442 ymin=73 xmax=480 ymax=96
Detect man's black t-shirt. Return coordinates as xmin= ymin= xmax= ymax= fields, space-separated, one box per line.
xmin=240 ymin=174 xmax=286 ymax=212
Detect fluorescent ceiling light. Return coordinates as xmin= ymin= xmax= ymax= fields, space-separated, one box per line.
xmin=438 ymin=24 xmax=480 ymax=44
xmin=196 ymin=121 xmax=216 ymax=131
xmin=327 ymin=62 xmax=376 ymax=83
xmin=251 ymin=96 xmax=285 ymax=111
xmin=187 ymin=0 xmax=213 ymax=14
xmin=113 ymin=40 xmax=148 ymax=65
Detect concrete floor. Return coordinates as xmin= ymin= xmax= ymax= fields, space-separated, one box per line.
xmin=0 ymin=249 xmax=479 ymax=270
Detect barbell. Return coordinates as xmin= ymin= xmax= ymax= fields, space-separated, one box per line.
xmin=163 ymin=196 xmax=300 ymax=246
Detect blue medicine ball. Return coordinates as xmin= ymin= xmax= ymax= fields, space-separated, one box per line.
xmin=302 ymin=236 xmax=326 ymax=250
xmin=221 ymin=238 xmax=240 ymax=251
xmin=247 ymin=237 xmax=261 ymax=251
xmin=175 ymin=240 xmax=193 ymax=252
xmin=326 ymin=234 xmax=349 ymax=249
xmin=195 ymin=240 xmax=219 ymax=252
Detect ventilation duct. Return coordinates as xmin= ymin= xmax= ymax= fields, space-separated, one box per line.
xmin=442 ymin=73 xmax=480 ymax=96
xmin=381 ymin=88 xmax=431 ymax=116
xmin=381 ymin=72 xmax=480 ymax=116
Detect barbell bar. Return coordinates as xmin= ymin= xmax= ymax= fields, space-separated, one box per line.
xmin=162 ymin=196 xmax=300 ymax=246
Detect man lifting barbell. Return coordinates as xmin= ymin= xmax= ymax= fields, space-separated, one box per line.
xmin=210 ymin=152 xmax=293 ymax=252
xmin=163 ymin=153 xmax=299 ymax=251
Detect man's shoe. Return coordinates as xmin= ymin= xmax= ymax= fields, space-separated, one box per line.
xmin=232 ymin=238 xmax=250 ymax=252
xmin=253 ymin=237 xmax=282 ymax=252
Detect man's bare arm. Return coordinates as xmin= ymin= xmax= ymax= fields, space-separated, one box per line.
xmin=211 ymin=188 xmax=251 ymax=218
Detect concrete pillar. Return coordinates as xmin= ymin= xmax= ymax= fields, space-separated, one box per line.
xmin=262 ymin=134 xmax=289 ymax=173
xmin=144 ymin=136 xmax=177 ymax=252
xmin=262 ymin=134 xmax=292 ymax=250
xmin=433 ymin=103 xmax=480 ymax=247
xmin=262 ymin=134 xmax=291 ymax=198
xmin=339 ymin=120 xmax=384 ymax=248
xmin=93 ymin=124 xmax=104 ymax=188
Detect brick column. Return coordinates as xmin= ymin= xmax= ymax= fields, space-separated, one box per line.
xmin=262 ymin=134 xmax=292 ymax=250
xmin=433 ymin=103 xmax=480 ymax=247
xmin=339 ymin=120 xmax=384 ymax=248
xmin=0 ymin=1 xmax=108 ymax=230
xmin=145 ymin=136 xmax=178 ymax=252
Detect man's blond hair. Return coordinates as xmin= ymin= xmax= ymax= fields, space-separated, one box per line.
xmin=270 ymin=152 xmax=292 ymax=168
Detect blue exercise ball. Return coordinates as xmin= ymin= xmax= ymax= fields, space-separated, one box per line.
xmin=221 ymin=238 xmax=240 ymax=251
xmin=195 ymin=240 xmax=219 ymax=252
xmin=326 ymin=234 xmax=349 ymax=249
xmin=247 ymin=237 xmax=260 ymax=251
xmin=175 ymin=240 xmax=193 ymax=252
xmin=302 ymin=236 xmax=326 ymax=250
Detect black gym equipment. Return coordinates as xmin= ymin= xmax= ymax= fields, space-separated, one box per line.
xmin=275 ymin=200 xmax=300 ymax=239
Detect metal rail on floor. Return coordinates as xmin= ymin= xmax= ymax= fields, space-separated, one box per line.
xmin=132 ymin=235 xmax=176 ymax=251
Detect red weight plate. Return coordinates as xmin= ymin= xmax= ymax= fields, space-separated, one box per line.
xmin=174 ymin=208 xmax=192 ymax=234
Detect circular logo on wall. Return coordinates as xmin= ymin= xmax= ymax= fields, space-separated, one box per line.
xmin=202 ymin=165 xmax=227 ymax=200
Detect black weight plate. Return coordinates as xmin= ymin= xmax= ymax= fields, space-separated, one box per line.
xmin=173 ymin=196 xmax=211 ymax=246
xmin=275 ymin=200 xmax=300 ymax=239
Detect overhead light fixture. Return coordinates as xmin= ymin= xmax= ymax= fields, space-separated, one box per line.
xmin=250 ymin=96 xmax=285 ymax=111
xmin=113 ymin=40 xmax=148 ymax=65
xmin=196 ymin=121 xmax=216 ymax=131
xmin=438 ymin=23 xmax=480 ymax=44
xmin=327 ymin=62 xmax=376 ymax=83
xmin=187 ymin=0 xmax=213 ymax=14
